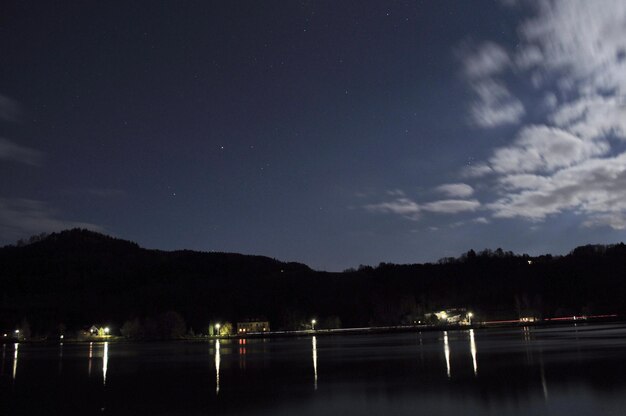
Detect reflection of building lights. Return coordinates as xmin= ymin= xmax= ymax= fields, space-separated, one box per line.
xmin=312 ymin=336 xmax=318 ymax=390
xmin=88 ymin=342 xmax=93 ymax=377
xmin=469 ymin=329 xmax=478 ymax=376
xmin=215 ymin=340 xmax=221 ymax=395
xmin=443 ymin=331 xmax=451 ymax=378
xmin=12 ymin=343 xmax=18 ymax=381
xmin=103 ymin=342 xmax=109 ymax=385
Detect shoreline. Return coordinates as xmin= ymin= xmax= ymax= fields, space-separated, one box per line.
xmin=2 ymin=315 xmax=621 ymax=345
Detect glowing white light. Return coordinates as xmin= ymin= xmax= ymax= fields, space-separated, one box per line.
xmin=103 ymin=342 xmax=109 ymax=385
xmin=215 ymin=339 xmax=221 ymax=395
xmin=12 ymin=343 xmax=18 ymax=381
xmin=312 ymin=336 xmax=318 ymax=391
xmin=443 ymin=331 xmax=451 ymax=378
xmin=104 ymin=327 xmax=110 ymax=335
xmin=88 ymin=342 xmax=93 ymax=377
xmin=469 ymin=329 xmax=478 ymax=376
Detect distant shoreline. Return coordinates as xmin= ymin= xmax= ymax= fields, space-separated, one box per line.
xmin=3 ymin=315 xmax=621 ymax=345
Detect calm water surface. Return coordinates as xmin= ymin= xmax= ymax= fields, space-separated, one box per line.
xmin=2 ymin=324 xmax=626 ymax=415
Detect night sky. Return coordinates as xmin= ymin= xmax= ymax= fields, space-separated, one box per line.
xmin=2 ymin=1 xmax=626 ymax=270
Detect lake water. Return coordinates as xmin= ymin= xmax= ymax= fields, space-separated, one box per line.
xmin=2 ymin=324 xmax=626 ymax=415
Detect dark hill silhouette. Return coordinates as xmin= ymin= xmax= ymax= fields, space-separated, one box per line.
xmin=1 ymin=229 xmax=625 ymax=337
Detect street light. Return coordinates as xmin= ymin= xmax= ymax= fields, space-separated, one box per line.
xmin=104 ymin=327 xmax=110 ymax=335
xmin=468 ymin=312 xmax=474 ymax=325
xmin=215 ymin=323 xmax=221 ymax=336
xmin=311 ymin=319 xmax=316 ymax=331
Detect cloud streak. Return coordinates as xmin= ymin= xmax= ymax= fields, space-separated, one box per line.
xmin=0 ymin=137 xmax=43 ymax=166
xmin=0 ymin=198 xmax=102 ymax=244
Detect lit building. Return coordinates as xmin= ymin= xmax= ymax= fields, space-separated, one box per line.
xmin=425 ymin=308 xmax=474 ymax=325
xmin=236 ymin=320 xmax=270 ymax=334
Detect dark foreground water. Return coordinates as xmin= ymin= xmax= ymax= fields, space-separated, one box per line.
xmin=2 ymin=324 xmax=626 ymax=415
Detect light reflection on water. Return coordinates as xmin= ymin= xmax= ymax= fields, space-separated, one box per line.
xmin=443 ymin=331 xmax=451 ymax=378
xmin=102 ymin=342 xmax=108 ymax=385
xmin=3 ymin=324 xmax=626 ymax=415
xmin=214 ymin=339 xmax=220 ymax=395
xmin=12 ymin=343 xmax=18 ymax=381
xmin=469 ymin=329 xmax=478 ymax=376
xmin=88 ymin=342 xmax=93 ymax=377
xmin=312 ymin=336 xmax=318 ymax=390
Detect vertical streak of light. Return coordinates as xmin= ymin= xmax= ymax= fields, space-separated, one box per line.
xmin=103 ymin=342 xmax=109 ymax=386
xmin=312 ymin=336 xmax=318 ymax=391
xmin=443 ymin=331 xmax=451 ymax=378
xmin=88 ymin=342 xmax=93 ymax=377
xmin=59 ymin=342 xmax=64 ymax=374
xmin=12 ymin=343 xmax=19 ymax=381
xmin=469 ymin=329 xmax=478 ymax=376
xmin=215 ymin=339 xmax=221 ymax=396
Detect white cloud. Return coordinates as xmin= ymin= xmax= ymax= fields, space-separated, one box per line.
xmin=488 ymin=151 xmax=626 ymax=223
xmin=0 ymin=198 xmax=102 ymax=243
xmin=489 ymin=125 xmax=609 ymax=174
xmin=461 ymin=42 xmax=511 ymax=79
xmin=520 ymin=0 xmax=626 ymax=93
xmin=463 ymin=162 xmax=493 ymax=178
xmin=365 ymin=197 xmax=420 ymax=220
xmin=0 ymin=137 xmax=43 ymax=166
xmin=421 ymin=199 xmax=480 ymax=214
xmin=583 ymin=213 xmax=626 ymax=230
xmin=364 ymin=196 xmax=480 ymax=219
xmin=469 ymin=80 xmax=525 ymax=127
xmin=550 ymin=95 xmax=626 ymax=141
xmin=435 ymin=183 xmax=474 ymax=198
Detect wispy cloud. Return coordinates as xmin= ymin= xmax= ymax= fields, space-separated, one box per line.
xmin=0 ymin=198 xmax=102 ymax=244
xmin=460 ymin=41 xmax=510 ymax=79
xmin=489 ymin=125 xmax=609 ymax=174
xmin=0 ymin=137 xmax=43 ymax=166
xmin=459 ymin=42 xmax=525 ymax=128
xmin=422 ymin=199 xmax=481 ymax=214
xmin=469 ymin=79 xmax=525 ymax=128
xmin=365 ymin=197 xmax=420 ymax=220
xmin=435 ymin=183 xmax=474 ymax=198
xmin=0 ymin=94 xmax=20 ymax=122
